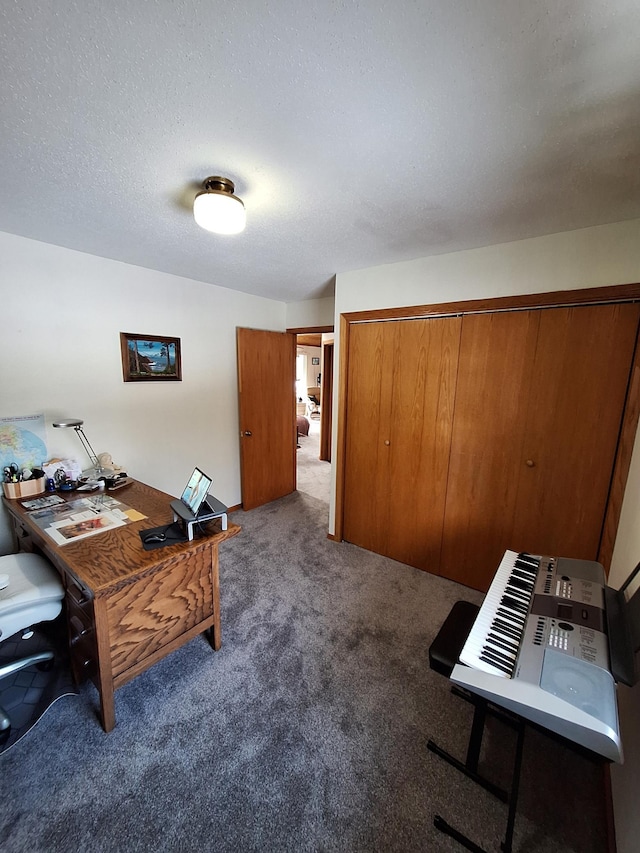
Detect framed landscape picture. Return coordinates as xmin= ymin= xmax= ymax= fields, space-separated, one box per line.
xmin=120 ymin=332 xmax=182 ymax=382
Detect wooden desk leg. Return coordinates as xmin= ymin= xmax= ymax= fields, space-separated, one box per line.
xmin=94 ymin=598 xmax=116 ymax=732
xmin=208 ymin=546 xmax=222 ymax=651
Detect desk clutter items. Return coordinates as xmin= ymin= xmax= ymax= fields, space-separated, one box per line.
xmin=27 ymin=495 xmax=146 ymax=546
xmin=40 ymin=457 xmax=131 ymax=494
xmin=0 ymin=413 xmax=47 ymax=497
xmin=47 ymin=423 xmax=127 ymax=484
xmin=100 ymin=473 xmax=133 ymax=491
xmin=2 ymin=464 xmax=46 ymax=499
xmin=42 ymin=457 xmax=83 ymax=489
xmin=21 ymin=494 xmax=65 ymax=510
xmin=97 ymin=452 xmax=126 ymax=475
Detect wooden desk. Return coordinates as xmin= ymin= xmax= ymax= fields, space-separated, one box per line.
xmin=3 ymin=480 xmax=240 ymax=732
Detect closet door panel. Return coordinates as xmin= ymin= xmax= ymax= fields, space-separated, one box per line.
xmin=511 ymin=303 xmax=640 ymax=558
xmin=386 ymin=316 xmax=461 ymax=571
xmin=343 ymin=322 xmax=396 ymax=554
xmin=440 ymin=311 xmax=541 ymax=590
xmin=343 ymin=299 xmax=638 ymax=593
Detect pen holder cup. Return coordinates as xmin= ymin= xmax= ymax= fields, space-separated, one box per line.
xmin=2 ymin=475 xmax=46 ymax=500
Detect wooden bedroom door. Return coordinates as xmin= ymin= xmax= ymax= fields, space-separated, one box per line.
xmin=237 ymin=328 xmax=296 ymax=511
xmin=343 ymin=316 xmax=461 ymax=571
xmin=440 ymin=302 xmax=640 ymax=591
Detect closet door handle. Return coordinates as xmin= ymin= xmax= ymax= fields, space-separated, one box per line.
xmin=244 ymin=430 xmax=252 ymax=437
xmin=525 ymin=459 xmax=535 ymax=468
xmin=384 ymin=440 xmax=390 ymax=446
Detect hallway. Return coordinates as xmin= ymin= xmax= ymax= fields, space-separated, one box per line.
xmin=296 ymin=416 xmax=330 ymax=504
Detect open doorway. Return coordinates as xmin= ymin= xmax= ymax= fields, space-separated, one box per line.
xmin=294 ymin=330 xmax=333 ymax=504
xmin=236 ymin=326 xmax=333 ymax=512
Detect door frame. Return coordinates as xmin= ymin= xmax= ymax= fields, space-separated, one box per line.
xmin=334 ymin=283 xmax=640 ymax=571
xmin=319 ymin=341 xmax=334 ymax=461
xmin=288 ymin=323 xmax=335 ymax=461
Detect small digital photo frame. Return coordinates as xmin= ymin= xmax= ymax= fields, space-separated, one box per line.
xmin=180 ymin=467 xmax=212 ymax=516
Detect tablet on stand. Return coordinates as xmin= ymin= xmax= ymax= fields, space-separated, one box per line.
xmin=170 ymin=494 xmax=228 ymax=541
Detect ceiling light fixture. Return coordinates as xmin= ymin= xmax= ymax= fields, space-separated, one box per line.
xmin=193 ymin=176 xmax=246 ymax=235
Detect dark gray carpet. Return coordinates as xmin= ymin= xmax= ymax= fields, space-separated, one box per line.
xmin=0 ymin=490 xmax=607 ymax=852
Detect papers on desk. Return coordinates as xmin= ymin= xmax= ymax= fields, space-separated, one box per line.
xmin=21 ymin=494 xmax=66 ymax=510
xmin=29 ymin=496 xmax=145 ymax=546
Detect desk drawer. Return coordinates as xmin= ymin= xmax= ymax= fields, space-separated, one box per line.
xmin=66 ymin=575 xmax=97 ymax=682
xmin=12 ymin=518 xmax=35 ymax=552
xmin=66 ymin=575 xmax=93 ymax=607
xmin=69 ymin=627 xmax=98 ymax=681
xmin=68 ymin=607 xmax=93 ymax=641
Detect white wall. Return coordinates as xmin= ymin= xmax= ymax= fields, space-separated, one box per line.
xmin=0 ymin=231 xmax=285 ymax=553
xmin=285 ymin=296 xmax=335 ymax=329
xmin=336 ymin=218 xmax=640 ymax=315
xmin=332 ymin=217 xmax=640 ymax=853
xmin=296 ymin=346 xmax=322 ymax=388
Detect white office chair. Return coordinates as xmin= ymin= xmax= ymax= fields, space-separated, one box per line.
xmin=0 ymin=552 xmax=65 ymax=733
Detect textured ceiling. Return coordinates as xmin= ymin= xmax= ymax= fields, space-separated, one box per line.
xmin=1 ymin=1 xmax=639 ymax=302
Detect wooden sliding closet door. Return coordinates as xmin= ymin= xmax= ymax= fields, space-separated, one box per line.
xmin=441 ymin=303 xmax=640 ymax=592
xmin=343 ymin=317 xmax=461 ymax=572
xmin=439 ymin=311 xmax=541 ymax=590
xmin=343 ymin=322 xmax=395 ymax=554
xmin=510 ymin=303 xmax=640 ymax=557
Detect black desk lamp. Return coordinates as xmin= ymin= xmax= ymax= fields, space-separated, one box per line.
xmin=52 ymin=418 xmax=104 ymax=477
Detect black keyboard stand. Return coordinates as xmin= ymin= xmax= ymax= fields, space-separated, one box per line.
xmin=428 ymin=687 xmax=510 ymax=802
xmin=428 ymin=686 xmax=526 ymax=853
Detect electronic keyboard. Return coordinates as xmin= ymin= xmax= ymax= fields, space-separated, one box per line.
xmin=451 ymin=549 xmax=623 ymax=762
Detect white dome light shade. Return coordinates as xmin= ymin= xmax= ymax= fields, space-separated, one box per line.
xmin=194 ymin=176 xmax=246 ymax=235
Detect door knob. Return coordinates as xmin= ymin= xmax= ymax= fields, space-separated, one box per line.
xmin=244 ymin=430 xmax=252 ymax=437
xmin=525 ymin=459 xmax=535 ymax=467
xmin=384 ymin=439 xmax=390 ymax=446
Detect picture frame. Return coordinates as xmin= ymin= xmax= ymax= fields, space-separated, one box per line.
xmin=120 ymin=332 xmax=182 ymax=382
xmin=312 ymin=357 xmax=320 ymax=365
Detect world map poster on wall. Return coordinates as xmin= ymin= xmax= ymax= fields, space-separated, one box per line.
xmin=0 ymin=414 xmax=47 ymax=474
